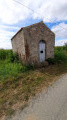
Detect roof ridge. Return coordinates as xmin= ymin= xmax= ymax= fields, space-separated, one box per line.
xmin=11 ymin=21 xmax=43 ymax=40
xmin=23 ymin=21 xmax=43 ymax=28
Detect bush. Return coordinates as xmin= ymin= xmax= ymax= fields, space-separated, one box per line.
xmin=18 ymin=64 xmax=28 ymax=72
xmin=8 ymin=51 xmax=19 ymax=63
xmin=0 ymin=49 xmax=20 ymax=63
xmin=55 ymin=50 xmax=67 ymax=62
xmin=0 ymin=49 xmax=7 ymax=60
xmin=57 ymin=47 xmax=62 ymax=51
xmin=63 ymin=46 xmax=66 ymax=50
xmin=27 ymin=64 xmax=35 ymax=70
xmin=46 ymin=58 xmax=56 ymax=65
xmin=46 ymin=49 xmax=67 ymax=64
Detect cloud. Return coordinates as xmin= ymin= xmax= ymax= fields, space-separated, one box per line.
xmin=0 ymin=0 xmax=67 ymax=24
xmin=0 ymin=0 xmax=67 ymax=49
xmin=0 ymin=40 xmax=12 ymax=49
xmin=52 ymin=22 xmax=67 ymax=46
xmin=55 ymin=39 xmax=67 ymax=46
xmin=0 ymin=24 xmax=20 ymax=49
xmin=32 ymin=0 xmax=67 ymax=22
xmin=0 ymin=25 xmax=19 ymax=30
xmin=0 ymin=0 xmax=31 ymax=24
xmin=51 ymin=23 xmax=67 ymax=38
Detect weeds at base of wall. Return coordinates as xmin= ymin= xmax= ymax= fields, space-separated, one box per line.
xmin=46 ymin=48 xmax=67 ymax=65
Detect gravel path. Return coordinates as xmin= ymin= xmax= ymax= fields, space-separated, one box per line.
xmin=7 ymin=74 xmax=67 ymax=120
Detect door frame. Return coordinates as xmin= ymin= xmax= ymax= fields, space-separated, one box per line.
xmin=39 ymin=40 xmax=46 ymax=62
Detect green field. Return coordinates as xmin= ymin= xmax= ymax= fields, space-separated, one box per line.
xmin=0 ymin=46 xmax=67 ymax=119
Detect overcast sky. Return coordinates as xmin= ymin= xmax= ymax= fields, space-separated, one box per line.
xmin=0 ymin=0 xmax=67 ymax=49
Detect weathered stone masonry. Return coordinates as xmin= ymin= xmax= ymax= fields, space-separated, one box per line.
xmin=11 ymin=21 xmax=55 ymax=65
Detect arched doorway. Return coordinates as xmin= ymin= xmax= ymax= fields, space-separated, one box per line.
xmin=39 ymin=40 xmax=45 ymax=62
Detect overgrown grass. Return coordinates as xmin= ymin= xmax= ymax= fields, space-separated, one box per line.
xmin=0 ymin=49 xmax=35 ymax=83
xmin=0 ymin=47 xmax=67 ymax=119
xmin=46 ymin=46 xmax=67 ymax=64
xmin=0 ymin=60 xmax=28 ymax=83
xmin=55 ymin=46 xmax=67 ymax=62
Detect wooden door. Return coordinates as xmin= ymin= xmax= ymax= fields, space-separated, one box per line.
xmin=39 ymin=41 xmax=45 ymax=62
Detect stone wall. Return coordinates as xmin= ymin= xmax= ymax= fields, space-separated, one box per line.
xmin=23 ymin=21 xmax=55 ymax=65
xmin=11 ymin=30 xmax=26 ymax=63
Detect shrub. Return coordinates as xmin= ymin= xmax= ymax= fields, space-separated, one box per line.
xmin=27 ymin=64 xmax=35 ymax=70
xmin=18 ymin=64 xmax=28 ymax=72
xmin=0 ymin=49 xmax=20 ymax=63
xmin=46 ymin=49 xmax=67 ymax=64
xmin=46 ymin=58 xmax=56 ymax=65
xmin=57 ymin=47 xmax=62 ymax=51
xmin=55 ymin=50 xmax=67 ymax=62
xmin=8 ymin=51 xmax=19 ymax=63
xmin=63 ymin=46 xmax=66 ymax=50
xmin=0 ymin=49 xmax=7 ymax=60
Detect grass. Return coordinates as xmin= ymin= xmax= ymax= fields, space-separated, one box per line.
xmin=0 ymin=61 xmax=27 ymax=83
xmin=5 ymin=108 xmax=15 ymax=117
xmin=46 ymin=46 xmax=67 ymax=64
xmin=20 ymin=103 xmax=28 ymax=110
xmin=0 ymin=47 xmax=67 ymax=119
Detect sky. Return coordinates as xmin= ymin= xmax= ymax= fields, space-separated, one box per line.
xmin=0 ymin=0 xmax=67 ymax=49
